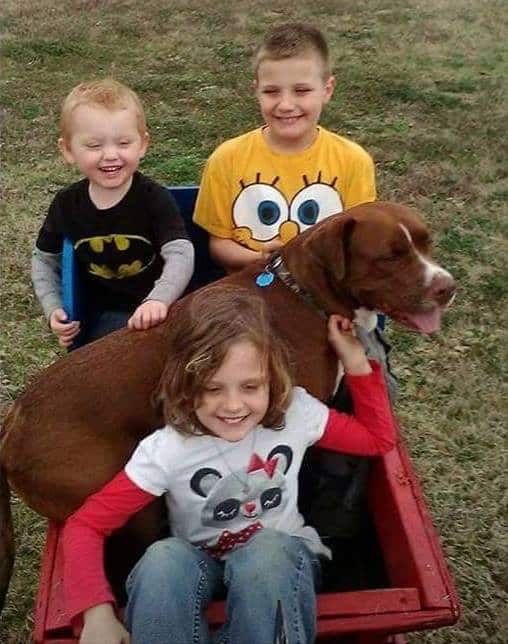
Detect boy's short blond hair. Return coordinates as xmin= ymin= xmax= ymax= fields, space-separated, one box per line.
xmin=60 ymin=78 xmax=146 ymax=141
xmin=253 ymin=23 xmax=331 ymax=77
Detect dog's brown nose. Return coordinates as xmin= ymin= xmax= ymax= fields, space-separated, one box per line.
xmin=428 ymin=272 xmax=456 ymax=306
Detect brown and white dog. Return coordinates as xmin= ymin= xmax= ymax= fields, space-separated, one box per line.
xmin=0 ymin=201 xmax=456 ymax=610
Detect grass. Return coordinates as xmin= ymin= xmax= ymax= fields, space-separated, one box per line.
xmin=0 ymin=0 xmax=507 ymax=641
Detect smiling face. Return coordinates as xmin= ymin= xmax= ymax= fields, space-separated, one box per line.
xmin=195 ymin=340 xmax=270 ymax=442
xmin=59 ymin=103 xmax=148 ymax=205
xmin=255 ymin=52 xmax=335 ymax=153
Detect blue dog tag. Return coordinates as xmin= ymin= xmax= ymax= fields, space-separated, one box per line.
xmin=256 ymin=271 xmax=275 ymax=287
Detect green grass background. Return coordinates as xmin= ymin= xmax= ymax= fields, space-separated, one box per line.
xmin=1 ymin=0 xmax=507 ymax=641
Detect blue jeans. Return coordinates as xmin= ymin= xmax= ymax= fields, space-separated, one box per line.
xmin=124 ymin=528 xmax=322 ymax=644
xmin=71 ymin=309 xmax=130 ymax=348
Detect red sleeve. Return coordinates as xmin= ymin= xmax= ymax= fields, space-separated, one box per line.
xmin=316 ymin=361 xmax=396 ymax=455
xmin=63 ymin=470 xmax=157 ymax=628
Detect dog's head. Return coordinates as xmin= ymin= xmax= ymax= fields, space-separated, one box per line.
xmin=281 ymin=201 xmax=456 ymax=334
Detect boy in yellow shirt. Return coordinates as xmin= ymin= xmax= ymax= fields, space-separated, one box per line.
xmin=193 ymin=23 xmax=376 ymax=272
xmin=194 ymin=24 xmax=394 ymax=545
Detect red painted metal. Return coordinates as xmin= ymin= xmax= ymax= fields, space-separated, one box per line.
xmin=32 ymin=429 xmax=459 ymax=643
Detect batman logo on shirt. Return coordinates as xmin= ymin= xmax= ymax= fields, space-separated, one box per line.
xmin=74 ymin=234 xmax=155 ymax=280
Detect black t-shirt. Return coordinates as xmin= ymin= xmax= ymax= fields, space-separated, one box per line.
xmin=36 ymin=172 xmax=189 ymax=311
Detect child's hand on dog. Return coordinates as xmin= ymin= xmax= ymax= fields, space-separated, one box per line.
xmin=328 ymin=314 xmax=372 ymax=376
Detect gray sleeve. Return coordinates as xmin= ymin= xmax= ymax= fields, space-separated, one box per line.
xmin=31 ymin=247 xmax=63 ymax=320
xmin=145 ymin=239 xmax=195 ymax=305
xmin=356 ymin=327 xmax=398 ymax=403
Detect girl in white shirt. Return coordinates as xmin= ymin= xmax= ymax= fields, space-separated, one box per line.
xmin=63 ymin=284 xmax=395 ymax=644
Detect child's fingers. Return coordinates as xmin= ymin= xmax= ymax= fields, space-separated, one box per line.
xmin=142 ymin=309 xmax=155 ymax=329
xmin=327 ymin=315 xmax=340 ymax=336
xmin=58 ymin=327 xmax=79 ymax=347
xmin=54 ymin=321 xmax=80 ymax=336
xmin=127 ymin=312 xmax=141 ymax=330
xmin=141 ymin=306 xmax=165 ymax=329
xmin=128 ymin=308 xmax=151 ymax=330
xmin=129 ymin=301 xmax=168 ymax=330
xmin=328 ymin=314 xmax=353 ymax=333
xmin=52 ymin=308 xmax=68 ymax=323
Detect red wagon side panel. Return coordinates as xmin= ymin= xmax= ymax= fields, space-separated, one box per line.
xmin=33 ymin=431 xmax=459 ymax=643
xmin=369 ymin=438 xmax=460 ymax=614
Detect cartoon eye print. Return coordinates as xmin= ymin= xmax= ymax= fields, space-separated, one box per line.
xmin=232 ymin=177 xmax=289 ymax=242
xmin=214 ymin=498 xmax=240 ymax=521
xmin=261 ymin=488 xmax=282 ymax=510
xmin=289 ymin=177 xmax=344 ymax=233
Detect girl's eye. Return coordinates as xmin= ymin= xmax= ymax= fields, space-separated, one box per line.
xmin=204 ymin=386 xmax=221 ymax=394
xmin=243 ymin=384 xmax=259 ymax=391
xmin=86 ymin=143 xmax=101 ymax=149
xmin=119 ymin=141 xmax=131 ymax=146
xmin=296 ymin=88 xmax=311 ymax=94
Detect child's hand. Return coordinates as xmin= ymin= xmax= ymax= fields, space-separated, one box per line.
xmin=328 ymin=314 xmax=372 ymax=376
xmin=128 ymin=299 xmax=169 ymax=331
xmin=49 ymin=308 xmax=81 ymax=348
xmin=261 ymin=238 xmax=284 ymax=258
xmin=80 ymin=603 xmax=130 ymax=644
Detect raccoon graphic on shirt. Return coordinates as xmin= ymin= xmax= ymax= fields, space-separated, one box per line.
xmin=190 ymin=446 xmax=293 ymax=555
xmin=124 ymin=387 xmax=332 ymax=559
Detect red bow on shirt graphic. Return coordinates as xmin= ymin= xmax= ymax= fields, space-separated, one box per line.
xmin=247 ymin=453 xmax=279 ymax=478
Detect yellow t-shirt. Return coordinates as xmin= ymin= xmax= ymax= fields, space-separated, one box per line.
xmin=193 ymin=127 xmax=376 ymax=251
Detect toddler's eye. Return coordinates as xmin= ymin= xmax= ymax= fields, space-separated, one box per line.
xmin=295 ymin=88 xmax=311 ymax=94
xmin=86 ymin=143 xmax=100 ymax=149
xmin=119 ymin=141 xmax=131 ymax=146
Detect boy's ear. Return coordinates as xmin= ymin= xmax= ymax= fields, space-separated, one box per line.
xmin=140 ymin=131 xmax=150 ymax=158
xmin=58 ymin=137 xmax=75 ymax=165
xmin=323 ymin=75 xmax=336 ymax=103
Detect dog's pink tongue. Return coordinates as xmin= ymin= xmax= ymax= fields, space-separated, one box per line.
xmin=406 ymin=308 xmax=442 ymax=334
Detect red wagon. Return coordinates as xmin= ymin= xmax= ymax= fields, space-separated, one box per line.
xmin=32 ymin=187 xmax=459 ymax=642
xmin=32 ymin=438 xmax=459 ymax=643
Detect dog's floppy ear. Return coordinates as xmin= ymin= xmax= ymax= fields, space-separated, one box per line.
xmin=305 ymin=214 xmax=357 ymax=282
xmin=282 ymin=214 xmax=357 ymax=315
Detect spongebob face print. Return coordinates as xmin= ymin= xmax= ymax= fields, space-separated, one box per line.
xmin=74 ymin=234 xmax=155 ymax=280
xmin=231 ymin=172 xmax=343 ymax=250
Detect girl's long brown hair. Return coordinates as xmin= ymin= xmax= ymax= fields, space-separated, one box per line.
xmin=155 ymin=285 xmax=293 ymax=435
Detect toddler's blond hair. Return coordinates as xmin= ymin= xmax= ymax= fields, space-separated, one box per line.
xmin=60 ymin=78 xmax=146 ymax=141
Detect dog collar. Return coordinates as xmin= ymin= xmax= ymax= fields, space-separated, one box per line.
xmin=256 ymin=253 xmax=377 ymax=332
xmin=256 ymin=253 xmax=327 ymax=318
